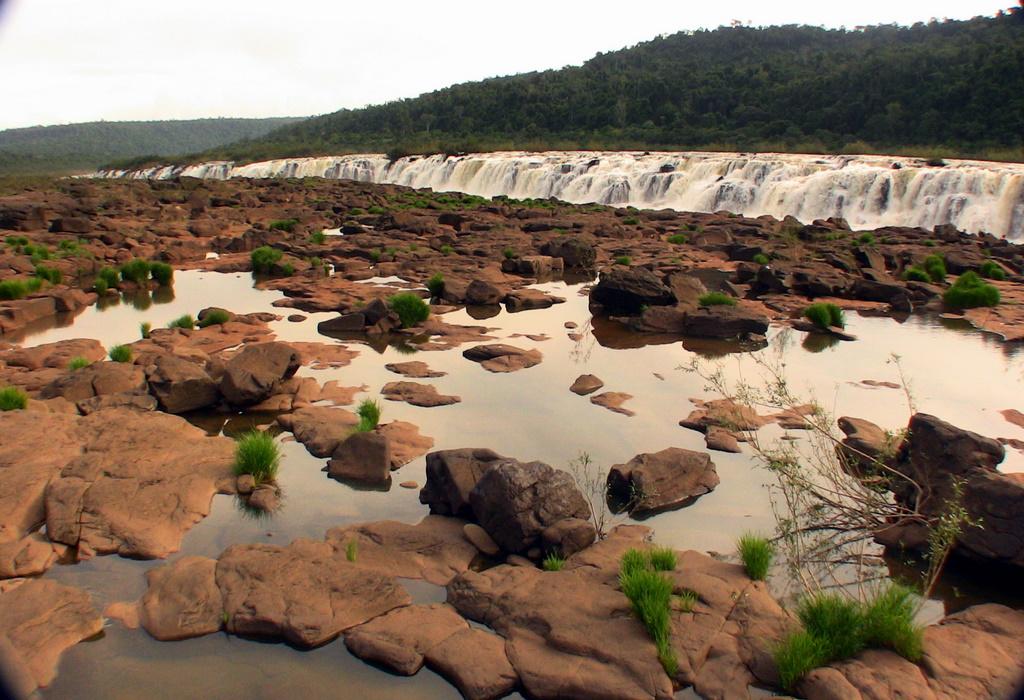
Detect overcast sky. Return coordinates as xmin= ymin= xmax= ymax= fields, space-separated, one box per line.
xmin=0 ymin=0 xmax=1010 ymax=130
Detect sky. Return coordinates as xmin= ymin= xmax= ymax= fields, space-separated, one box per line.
xmin=0 ymin=0 xmax=1011 ymax=130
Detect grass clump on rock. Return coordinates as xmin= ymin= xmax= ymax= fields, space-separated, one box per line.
xmin=34 ymin=265 xmax=62 ymax=285
xmin=542 ymin=553 xmax=566 ymax=571
xmin=268 ymin=218 xmax=299 ymax=233
xmin=346 ymin=539 xmax=358 ymax=562
xmin=67 ymin=356 xmax=91 ymax=370
xmin=902 ymin=266 xmax=930 ymax=282
xmin=356 ymin=399 xmax=382 ymax=433
xmin=251 ymin=246 xmax=283 ymax=274
xmin=979 ymin=260 xmax=1007 ymax=281
xmin=943 ymin=271 xmax=1000 ymax=309
xmin=803 ymin=302 xmax=845 ymax=330
xmin=426 ymin=273 xmax=445 ymax=298
xmin=140 ymin=321 xmax=151 ymax=339
xmin=698 ymin=291 xmax=737 ymax=307
xmin=309 ymin=231 xmax=327 ymax=245
xmin=167 ymin=314 xmax=195 ymax=330
xmin=198 ymin=309 xmax=231 ymax=328
xmin=108 ymin=344 xmax=132 ymax=363
xmin=619 ymin=548 xmax=677 ymax=676
xmin=648 ymin=547 xmax=677 ymax=572
xmin=502 ymin=247 xmax=517 ymax=260
xmin=666 ymin=233 xmax=688 ymax=245
xmin=676 ymin=590 xmax=699 ymax=613
xmin=0 ymin=386 xmax=28 ymax=411
xmin=614 ymin=255 xmax=632 ymax=266
xmin=753 ymin=253 xmax=770 ymax=265
xmin=736 ymin=533 xmax=774 ymax=580
xmin=388 ymin=292 xmax=430 ymax=328
xmin=150 ymin=261 xmax=174 ymax=286
xmin=120 ymin=258 xmax=152 ymax=285
xmin=0 ymin=278 xmax=42 ymax=300
xmin=234 ymin=431 xmax=280 ymax=485
xmin=923 ymin=254 xmax=947 ymax=283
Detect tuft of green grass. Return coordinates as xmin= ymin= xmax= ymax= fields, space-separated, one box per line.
xmin=979 ymin=260 xmax=1007 ymax=281
xmin=542 ymin=553 xmax=566 ymax=571
xmin=93 ymin=278 xmax=109 ymax=295
xmin=699 ymin=291 xmax=737 ymax=307
xmin=923 ymin=254 xmax=947 ymax=283
xmin=902 ymin=266 xmax=930 ymax=282
xmin=677 ymin=590 xmax=699 ymax=613
xmin=309 ymin=231 xmax=327 ymax=245
xmin=167 ymin=314 xmax=195 ymax=330
xmin=666 ymin=233 xmax=688 ymax=245
xmin=753 ymin=253 xmax=770 ymax=265
xmin=140 ymin=321 xmax=151 ymax=339
xmin=502 ymin=247 xmax=517 ymax=260
xmin=619 ymin=554 xmax=677 ymax=676
xmin=346 ymin=539 xmax=358 ymax=562
xmin=737 ymin=533 xmax=774 ymax=581
xmin=861 ymin=584 xmax=923 ymax=661
xmin=356 ymin=398 xmax=382 ymax=433
xmin=0 ymin=279 xmax=36 ymax=300
xmin=623 ymin=216 xmax=640 ymax=225
xmin=119 ymin=258 xmax=152 ymax=285
xmin=233 ymin=431 xmax=280 ymax=484
xmin=614 ymin=255 xmax=632 ymax=265
xmin=943 ymin=271 xmax=1000 ymax=309
xmin=197 ymin=309 xmax=231 ymax=328
xmin=648 ymin=547 xmax=677 ymax=572
xmin=775 ymin=630 xmax=828 ymax=691
xmin=34 ymin=265 xmax=62 ymax=285
xmin=268 ymin=218 xmax=298 ymax=232
xmin=367 ymin=205 xmax=386 ymax=215
xmin=0 ymin=386 xmax=28 ymax=411
xmin=426 ymin=273 xmax=445 ymax=298
xmin=856 ymin=232 xmax=875 ymax=246
xmin=97 ymin=267 xmax=120 ymax=288
xmin=108 ymin=344 xmax=132 ymax=363
xmin=804 ymin=302 xmax=845 ymax=330
xmin=251 ymin=246 xmax=283 ymax=274
xmin=67 ymin=356 xmax=91 ymax=371
xmin=440 ymin=244 xmax=454 ymax=256
xmin=798 ymin=592 xmax=866 ymax=660
xmin=388 ymin=292 xmax=430 ymax=328
xmin=150 ymin=262 xmax=173 ymax=286
xmin=620 ymin=548 xmax=648 ymax=577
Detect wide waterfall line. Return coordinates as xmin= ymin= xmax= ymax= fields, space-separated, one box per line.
xmin=97 ymin=151 xmax=1024 ymax=240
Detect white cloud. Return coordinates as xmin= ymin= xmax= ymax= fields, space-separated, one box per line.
xmin=0 ymin=0 xmax=1008 ymax=129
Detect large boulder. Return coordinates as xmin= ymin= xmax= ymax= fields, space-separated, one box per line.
xmin=145 ymin=354 xmax=219 ymax=413
xmin=328 ymin=431 xmax=392 ymax=485
xmin=140 ymin=556 xmax=223 ymax=641
xmin=277 ymin=406 xmax=357 ymax=458
xmin=681 ymin=305 xmax=770 ymax=339
xmin=607 ymin=448 xmax=720 ymax=516
xmin=39 ymin=361 xmax=147 ymax=402
xmin=591 ymin=267 xmax=675 ymax=312
xmin=218 ymin=342 xmax=300 ymax=406
xmin=468 ymin=459 xmax=591 ymax=554
xmin=540 ymin=236 xmax=596 ymax=269
xmin=420 ymin=448 xmax=508 ymax=518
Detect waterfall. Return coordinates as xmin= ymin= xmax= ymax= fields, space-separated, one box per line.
xmin=95 ymin=151 xmax=1024 ymax=240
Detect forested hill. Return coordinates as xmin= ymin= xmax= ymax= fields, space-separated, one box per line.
xmin=0 ymin=117 xmax=304 ymax=175
xmin=203 ymin=8 xmax=1024 ymax=164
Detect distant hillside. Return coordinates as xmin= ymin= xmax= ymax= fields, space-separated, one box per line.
xmin=0 ymin=117 xmax=305 ymax=175
xmin=197 ymin=8 xmax=1023 ymax=164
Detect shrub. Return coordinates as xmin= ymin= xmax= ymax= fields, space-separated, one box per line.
xmin=856 ymin=233 xmax=875 ymax=246
xmin=279 ymin=262 xmax=294 ymax=276
xmin=167 ymin=314 xmax=195 ymax=330
xmin=426 ymin=273 xmax=445 ymax=298
xmin=356 ymin=399 xmax=382 ymax=433
xmin=346 ymin=540 xmax=358 ymax=562
xmin=902 ymin=266 xmax=930 ymax=282
xmin=923 ymin=254 xmax=946 ymax=283
xmin=614 ymin=255 xmax=632 ymax=265
xmin=197 ymin=309 xmax=231 ymax=328
xmin=367 ymin=205 xmax=386 ymax=215
xmin=251 ymin=246 xmax=283 ymax=274
xmin=943 ymin=271 xmax=1000 ymax=309
xmin=502 ymin=247 xmax=517 ymax=260
xmin=309 ymin=231 xmax=327 ymax=245
xmin=542 ymin=553 xmax=566 ymax=571
xmin=979 ymin=260 xmax=1007 ymax=281
xmin=699 ymin=291 xmax=737 ymax=307
xmin=108 ymin=344 xmax=132 ymax=363
xmin=803 ymin=302 xmax=845 ymax=330
xmin=268 ymin=218 xmax=298 ymax=232
xmin=0 ymin=386 xmax=28 ymax=411
xmin=93 ymin=278 xmax=109 ymax=295
xmin=440 ymin=244 xmax=454 ymax=256
xmin=97 ymin=267 xmax=120 ymax=288
xmin=623 ymin=216 xmax=640 ymax=225
xmin=389 ymin=292 xmax=430 ymax=328
xmin=737 ymin=533 xmax=774 ymax=580
xmin=34 ymin=265 xmax=62 ymax=285
xmin=233 ymin=431 xmax=280 ymax=484
xmin=120 ymin=259 xmax=152 ymax=285
xmin=150 ymin=262 xmax=174 ymax=286
xmin=139 ymin=322 xmax=151 ymax=339
xmin=648 ymin=547 xmax=677 ymax=572
xmin=67 ymin=356 xmax=91 ymax=370
xmin=753 ymin=253 xmax=770 ymax=265
xmin=775 ymin=630 xmax=827 ymax=691
xmin=861 ymin=584 xmax=923 ymax=661
xmin=677 ymin=590 xmax=699 ymax=613
xmin=666 ymin=233 xmax=688 ymax=245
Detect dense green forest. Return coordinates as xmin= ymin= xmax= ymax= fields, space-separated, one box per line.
xmin=0 ymin=117 xmax=303 ymax=175
xmin=193 ymin=7 xmax=1024 ymax=165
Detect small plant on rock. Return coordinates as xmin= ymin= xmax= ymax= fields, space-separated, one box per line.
xmin=736 ymin=533 xmax=773 ymax=580
xmin=356 ymin=399 xmax=382 ymax=433
xmin=268 ymin=218 xmax=299 ymax=232
xmin=614 ymin=255 xmax=632 ymax=265
xmin=34 ymin=265 xmax=62 ymax=285
xmin=120 ymin=258 xmax=152 ymax=285
xmin=803 ymin=302 xmax=845 ymax=330
xmin=108 ymin=344 xmax=132 ymax=363
xmin=0 ymin=386 xmax=28 ymax=411
xmin=440 ymin=244 xmax=454 ymax=256
xmin=426 ymin=273 xmax=445 ymax=298
xmin=234 ymin=431 xmax=280 ymax=484
xmin=167 ymin=314 xmax=195 ymax=330
xmin=251 ymin=246 xmax=283 ymax=274
xmin=388 ymin=292 xmax=430 ymax=328
xmin=198 ymin=309 xmax=231 ymax=328
xmin=309 ymin=231 xmax=327 ymax=245
xmin=979 ymin=260 xmax=1007 ymax=281
xmin=943 ymin=271 xmax=1000 ymax=309
xmin=676 ymin=590 xmax=699 ymax=613
xmin=648 ymin=547 xmax=677 ymax=572
xmin=542 ymin=553 xmax=566 ymax=571
xmin=923 ymin=254 xmax=946 ymax=283
xmin=346 ymin=539 xmax=358 ymax=562
xmin=699 ymin=291 xmax=737 ymax=307
xmin=502 ymin=247 xmax=517 ymax=260
xmin=902 ymin=266 xmax=930 ymax=282
xmin=753 ymin=253 xmax=770 ymax=265
xmin=140 ymin=321 xmax=151 ymax=339
xmin=150 ymin=262 xmax=174 ymax=286
xmin=67 ymin=356 xmax=91 ymax=370
xmin=666 ymin=233 xmax=688 ymax=245
xmin=619 ymin=549 xmax=677 ymax=676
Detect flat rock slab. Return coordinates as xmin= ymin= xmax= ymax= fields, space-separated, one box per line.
xmin=590 ymin=391 xmax=634 ymax=416
xmin=140 ymin=555 xmax=224 ymax=641
xmin=608 ymin=447 xmax=719 ymax=515
xmin=385 ymin=361 xmax=446 ymax=378
xmin=288 ymin=341 xmax=358 ymax=369
xmin=569 ymin=374 xmax=604 ymax=395
xmin=462 ymin=344 xmax=542 ymax=373
xmin=278 ymin=406 xmax=358 ymax=458
xmin=0 ymin=578 xmax=103 ymax=694
xmin=0 ymin=338 xmax=106 ymax=370
xmin=0 ymin=533 xmax=63 ymax=578
xmin=217 ymin=538 xmax=411 ymax=648
xmin=381 ymin=381 xmax=461 ymax=407
xmin=1000 ymin=408 xmax=1024 ymax=430
xmin=378 ymin=420 xmax=435 ymax=469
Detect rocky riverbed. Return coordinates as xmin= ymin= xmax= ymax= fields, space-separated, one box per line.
xmin=1 ymin=176 xmax=1023 ymax=699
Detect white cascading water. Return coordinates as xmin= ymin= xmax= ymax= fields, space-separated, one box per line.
xmin=96 ymin=151 xmax=1024 ymax=240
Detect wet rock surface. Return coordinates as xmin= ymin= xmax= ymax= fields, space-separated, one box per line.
xmin=381 ymin=380 xmax=461 ymax=407
xmin=462 ymin=343 xmax=543 ymax=373
xmin=607 ymin=447 xmax=720 ymax=515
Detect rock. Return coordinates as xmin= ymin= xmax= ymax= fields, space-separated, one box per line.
xmin=1000 ymin=408 xmax=1024 ymax=430
xmin=705 ymin=425 xmax=741 ymax=453
xmin=140 ymin=556 xmax=223 ymax=641
xmin=420 ymin=448 xmax=508 ymax=518
xmin=287 ymin=314 xmax=306 ymax=322
xmin=145 ymin=354 xmax=219 ymax=413
xmin=466 ymin=279 xmax=505 ymax=305
xmin=328 ymin=431 xmax=392 ymax=485
xmin=344 ymin=603 xmax=468 ymax=675
xmin=590 ymin=391 xmax=634 ymax=416
xmin=462 ymin=344 xmax=542 ymax=373
xmin=0 ymin=533 xmax=60 ymax=578
xmin=0 ymin=338 xmax=105 ymax=370
xmin=540 ymin=518 xmax=596 ymax=557
xmin=0 ymin=578 xmax=103 ymax=693
xmin=682 ymin=305 xmax=770 ymax=339
xmin=463 ymin=523 xmax=500 ymax=556
xmin=76 ymin=391 xmax=157 ymax=415
xmin=838 ymin=416 xmax=892 ymax=474
xmin=39 ymin=361 xmax=147 ymax=402
xmin=381 ymin=381 xmax=461 ymax=407
xmin=591 ymin=266 xmax=675 ymax=312
xmin=377 ymin=420 xmax=434 ymax=469
xmin=427 ymin=627 xmax=519 ymax=700
xmin=680 ymin=398 xmax=770 ymax=433
xmin=569 ymin=374 xmax=604 ymax=395
xmin=218 ymin=342 xmax=300 ymax=406
xmin=385 ymin=361 xmax=446 ymax=378
xmin=503 ymin=288 xmax=564 ymax=313
xmin=278 ymin=406 xmax=357 ymax=457
xmin=469 ymin=459 xmax=591 ymax=554
xmin=236 ymin=474 xmax=256 ymax=495
xmin=247 ymin=484 xmax=281 ymax=512
xmin=216 ymin=539 xmax=411 ymax=647
xmin=540 ymin=236 xmax=596 ymax=269
xmin=44 ymin=408 xmax=236 ymax=559
xmin=400 ymin=481 xmax=418 ymax=489
xmin=607 ymin=448 xmax=720 ymax=515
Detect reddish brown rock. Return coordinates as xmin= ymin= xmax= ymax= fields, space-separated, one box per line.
xmin=0 ymin=338 xmax=105 ymax=370
xmin=328 ymin=431 xmax=392 ymax=484
xmin=144 ymin=353 xmax=219 ymax=413
xmin=377 ymin=420 xmax=434 ymax=469
xmin=218 ymin=341 xmax=300 ymax=406
xmin=607 ymin=447 xmax=719 ymax=515
xmin=590 ymin=391 xmax=635 ymax=416
xmin=463 ymin=344 xmax=542 ymax=373
xmin=38 ymin=361 xmax=147 ymax=402
xmin=0 ymin=533 xmax=61 ymax=578
xmin=140 ymin=556 xmax=224 ymax=641
xmin=385 ymin=360 xmax=446 ymax=378
xmin=277 ymin=405 xmax=358 ymax=457
xmin=381 ymin=381 xmax=461 ymax=407
xmin=344 ymin=603 xmax=468 ymax=675
xmin=420 ymin=448 xmax=508 ymax=518
xmin=569 ymin=374 xmax=604 ymax=395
